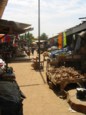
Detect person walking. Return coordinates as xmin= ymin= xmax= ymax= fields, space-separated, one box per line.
xmin=27 ymin=49 xmax=30 ymax=59
xmin=31 ymin=47 xmax=35 ymax=55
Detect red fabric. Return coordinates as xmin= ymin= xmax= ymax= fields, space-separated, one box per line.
xmin=5 ymin=35 xmax=11 ymax=43
xmin=0 ymin=34 xmax=5 ymax=43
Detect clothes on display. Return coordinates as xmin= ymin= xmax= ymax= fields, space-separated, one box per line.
xmin=63 ymin=32 xmax=67 ymax=47
xmin=58 ymin=33 xmax=63 ymax=49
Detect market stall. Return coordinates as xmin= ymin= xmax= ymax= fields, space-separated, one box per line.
xmin=46 ymin=30 xmax=86 ymax=113
xmin=0 ymin=19 xmax=33 ymax=115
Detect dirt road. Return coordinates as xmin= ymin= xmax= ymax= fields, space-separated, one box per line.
xmin=9 ymin=53 xmax=84 ymax=115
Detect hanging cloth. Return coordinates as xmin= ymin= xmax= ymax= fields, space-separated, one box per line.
xmin=0 ymin=34 xmax=5 ymax=43
xmin=74 ymin=36 xmax=81 ymax=51
xmin=15 ymin=34 xmax=19 ymax=39
xmin=54 ymin=37 xmax=57 ymax=45
xmin=63 ymin=32 xmax=67 ymax=47
xmin=5 ymin=35 xmax=11 ymax=43
xmin=51 ymin=38 xmax=54 ymax=45
xmin=58 ymin=33 xmax=63 ymax=49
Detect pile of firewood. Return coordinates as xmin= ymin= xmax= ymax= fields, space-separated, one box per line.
xmin=49 ymin=66 xmax=85 ymax=83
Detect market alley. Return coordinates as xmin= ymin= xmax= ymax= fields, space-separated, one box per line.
xmin=9 ymin=52 xmax=84 ymax=115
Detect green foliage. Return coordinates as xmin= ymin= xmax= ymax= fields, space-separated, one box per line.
xmin=19 ymin=32 xmax=35 ymax=45
xmin=26 ymin=32 xmax=34 ymax=45
xmin=40 ymin=33 xmax=48 ymax=40
xmin=19 ymin=35 xmax=24 ymax=39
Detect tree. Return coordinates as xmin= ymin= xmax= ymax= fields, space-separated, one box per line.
xmin=40 ymin=33 xmax=48 ymax=40
xmin=25 ymin=32 xmax=34 ymax=45
xmin=19 ymin=32 xmax=35 ymax=46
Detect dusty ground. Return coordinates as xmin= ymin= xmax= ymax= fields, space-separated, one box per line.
xmin=9 ymin=51 xmax=84 ymax=115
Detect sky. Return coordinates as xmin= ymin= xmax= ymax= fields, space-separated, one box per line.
xmin=2 ymin=0 xmax=86 ymax=38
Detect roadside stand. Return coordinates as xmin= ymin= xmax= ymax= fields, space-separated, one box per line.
xmin=0 ymin=19 xmax=31 ymax=115
xmin=0 ymin=50 xmax=25 ymax=114
xmin=46 ymin=31 xmax=86 ymax=114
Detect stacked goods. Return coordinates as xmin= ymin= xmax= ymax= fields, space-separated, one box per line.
xmin=49 ymin=67 xmax=84 ymax=80
xmin=31 ymin=57 xmax=44 ymax=70
xmin=48 ymin=66 xmax=85 ymax=90
xmin=31 ymin=57 xmax=39 ymax=69
xmin=31 ymin=61 xmax=39 ymax=70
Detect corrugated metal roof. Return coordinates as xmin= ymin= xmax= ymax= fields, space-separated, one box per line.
xmin=0 ymin=0 xmax=8 ymax=18
xmin=0 ymin=1 xmax=33 ymax=34
xmin=66 ymin=21 xmax=86 ymax=36
xmin=0 ymin=19 xmax=33 ymax=34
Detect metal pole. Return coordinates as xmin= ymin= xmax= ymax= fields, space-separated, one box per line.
xmin=38 ymin=0 xmax=40 ymax=69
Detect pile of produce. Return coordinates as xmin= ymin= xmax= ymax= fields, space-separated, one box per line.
xmin=48 ymin=66 xmax=85 ymax=90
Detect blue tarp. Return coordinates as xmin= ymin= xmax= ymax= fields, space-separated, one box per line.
xmin=50 ymin=47 xmax=69 ymax=58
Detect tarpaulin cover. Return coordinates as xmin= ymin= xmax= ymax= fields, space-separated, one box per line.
xmin=0 ymin=81 xmax=23 ymax=103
